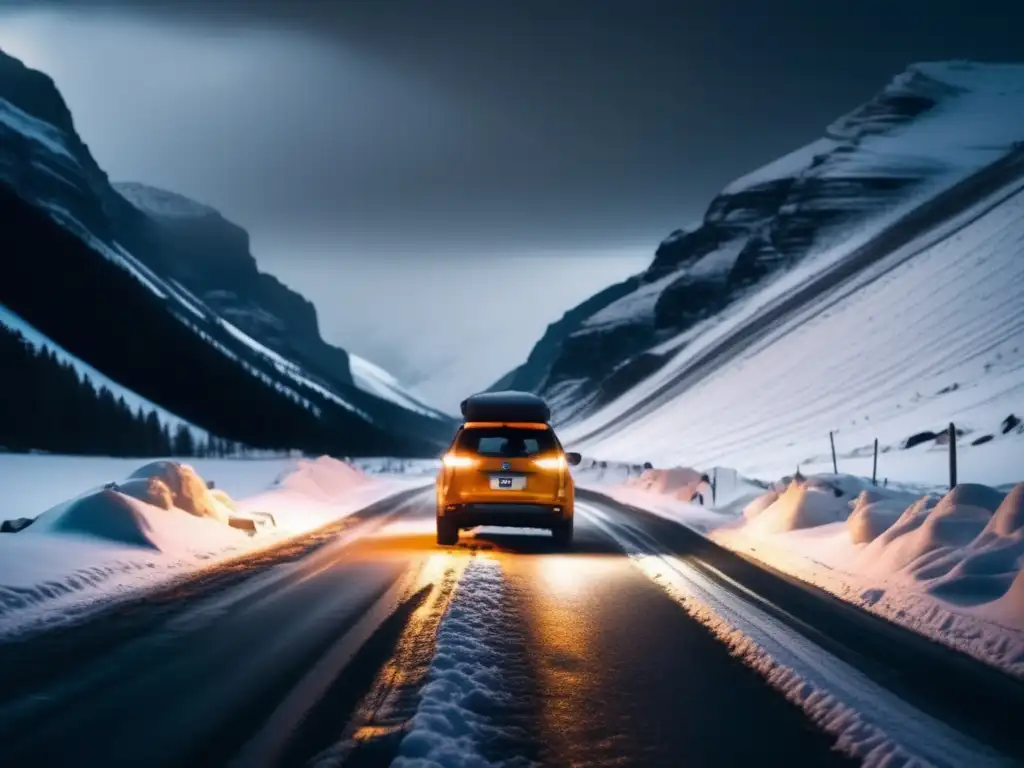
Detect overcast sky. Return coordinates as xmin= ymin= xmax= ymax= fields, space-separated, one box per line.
xmin=0 ymin=1 xmax=1020 ymax=410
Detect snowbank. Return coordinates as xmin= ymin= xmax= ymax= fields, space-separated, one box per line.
xmin=627 ymin=466 xmax=703 ymax=498
xmin=583 ymin=468 xmax=1024 ymax=677
xmin=0 ymin=454 xmax=429 ymax=637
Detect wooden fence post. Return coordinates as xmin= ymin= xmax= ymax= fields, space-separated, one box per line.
xmin=711 ymin=468 xmax=717 ymax=505
xmin=948 ymin=422 xmax=958 ymax=489
xmin=829 ymin=431 xmax=838 ymax=474
xmin=872 ymin=438 xmax=878 ymax=486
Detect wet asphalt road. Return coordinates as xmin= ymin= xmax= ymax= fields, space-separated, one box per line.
xmin=0 ymin=486 xmax=1019 ymax=767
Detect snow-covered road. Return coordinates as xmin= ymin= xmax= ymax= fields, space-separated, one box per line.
xmin=1 ymin=486 xmax=1021 ymax=768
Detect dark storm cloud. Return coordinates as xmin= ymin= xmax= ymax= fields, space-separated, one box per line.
xmin=8 ymin=0 xmax=1023 ymax=250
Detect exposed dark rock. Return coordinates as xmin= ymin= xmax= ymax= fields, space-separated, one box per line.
xmin=1003 ymin=414 xmax=1021 ymax=434
xmin=1 ymin=517 xmax=34 ymax=533
xmin=902 ymin=431 xmax=939 ymax=449
xmin=971 ymin=435 xmax=994 ymax=446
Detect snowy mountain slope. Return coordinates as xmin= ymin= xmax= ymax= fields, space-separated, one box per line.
xmin=564 ymin=174 xmax=1024 ymax=486
xmin=0 ymin=48 xmax=454 ymax=455
xmin=348 ymin=353 xmax=452 ymax=419
xmin=500 ymin=62 xmax=1024 ymax=430
xmin=110 ymin=182 xmax=454 ymax=435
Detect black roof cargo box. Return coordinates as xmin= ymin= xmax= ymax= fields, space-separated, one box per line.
xmin=460 ymin=391 xmax=551 ymax=424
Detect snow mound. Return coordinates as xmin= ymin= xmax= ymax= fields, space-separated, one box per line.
xmin=983 ymin=483 xmax=1024 ymax=538
xmin=27 ymin=489 xmax=162 ymax=549
xmin=749 ymin=480 xmax=851 ymax=535
xmin=126 ymin=461 xmax=230 ymax=523
xmin=22 ymin=461 xmax=244 ymax=551
xmin=742 ymin=491 xmax=779 ymax=520
xmin=846 ymin=490 xmax=912 ymax=544
xmin=626 ymin=466 xmax=703 ymax=499
xmin=268 ymin=456 xmax=368 ymax=501
xmin=24 ymin=488 xmax=245 ymax=555
xmin=862 ymin=483 xmax=1002 ymax=576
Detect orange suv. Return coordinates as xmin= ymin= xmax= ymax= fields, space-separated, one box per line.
xmin=436 ymin=391 xmax=581 ymax=547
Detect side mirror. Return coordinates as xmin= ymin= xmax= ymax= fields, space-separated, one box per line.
xmin=565 ymin=452 xmax=582 ymax=466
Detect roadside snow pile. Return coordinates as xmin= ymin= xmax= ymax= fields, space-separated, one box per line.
xmin=721 ymin=479 xmax=1024 ymax=675
xmin=238 ymin=456 xmax=414 ymax=533
xmin=580 ymin=464 xmax=768 ymax=534
xmin=627 ymin=466 xmax=703 ymax=498
xmin=19 ymin=461 xmax=249 ymax=550
xmin=571 ymin=458 xmax=647 ymax=487
xmin=743 ymin=474 xmax=911 ymax=536
xmin=0 ymin=454 xmax=429 ymax=638
xmin=585 ymin=467 xmax=1024 ymax=676
xmin=846 ymin=490 xmax=916 ymax=544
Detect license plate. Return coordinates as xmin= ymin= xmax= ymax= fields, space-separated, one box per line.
xmin=490 ymin=475 xmax=525 ymax=490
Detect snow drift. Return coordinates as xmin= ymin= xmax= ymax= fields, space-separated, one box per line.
xmin=584 ymin=467 xmax=1024 ymax=676
xmin=0 ymin=454 xmax=427 ymax=638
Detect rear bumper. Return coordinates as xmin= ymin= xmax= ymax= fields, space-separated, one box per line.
xmin=440 ymin=502 xmax=571 ymax=530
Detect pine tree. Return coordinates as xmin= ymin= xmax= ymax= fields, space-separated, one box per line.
xmin=173 ymin=424 xmax=195 ymax=457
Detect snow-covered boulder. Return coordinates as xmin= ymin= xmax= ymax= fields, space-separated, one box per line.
xmin=126 ymin=461 xmax=230 ymax=523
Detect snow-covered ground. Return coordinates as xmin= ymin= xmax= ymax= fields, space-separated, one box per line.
xmin=0 ymin=453 xmax=429 ymax=638
xmin=579 ymin=464 xmax=1024 ymax=678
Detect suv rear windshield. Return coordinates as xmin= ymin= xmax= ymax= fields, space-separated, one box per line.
xmin=456 ymin=426 xmax=557 ymax=457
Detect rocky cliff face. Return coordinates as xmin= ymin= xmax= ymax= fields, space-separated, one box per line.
xmin=0 ymin=49 xmax=146 ymax=244
xmin=114 ymin=182 xmax=354 ymax=388
xmin=500 ymin=62 xmax=1024 ymax=422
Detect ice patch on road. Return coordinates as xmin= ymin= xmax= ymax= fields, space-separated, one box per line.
xmin=583 ymin=503 xmax=1013 ymax=768
xmin=393 ymin=558 xmax=536 ymax=768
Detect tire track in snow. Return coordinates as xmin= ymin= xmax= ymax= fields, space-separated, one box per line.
xmin=582 ymin=502 xmax=1015 ymax=768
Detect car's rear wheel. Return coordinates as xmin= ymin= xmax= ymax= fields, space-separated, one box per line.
xmin=551 ymin=519 xmax=573 ymax=549
xmin=436 ymin=516 xmax=459 ymax=546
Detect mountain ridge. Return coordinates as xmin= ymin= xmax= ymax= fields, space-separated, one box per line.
xmin=497 ymin=61 xmax=1024 ymax=424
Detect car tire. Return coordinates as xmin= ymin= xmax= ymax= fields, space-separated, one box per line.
xmin=551 ymin=519 xmax=573 ymax=549
xmin=436 ymin=517 xmax=459 ymax=546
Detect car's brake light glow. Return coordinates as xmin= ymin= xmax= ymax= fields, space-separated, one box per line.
xmin=534 ymin=455 xmax=567 ymax=470
xmin=442 ymin=453 xmax=477 ymax=469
